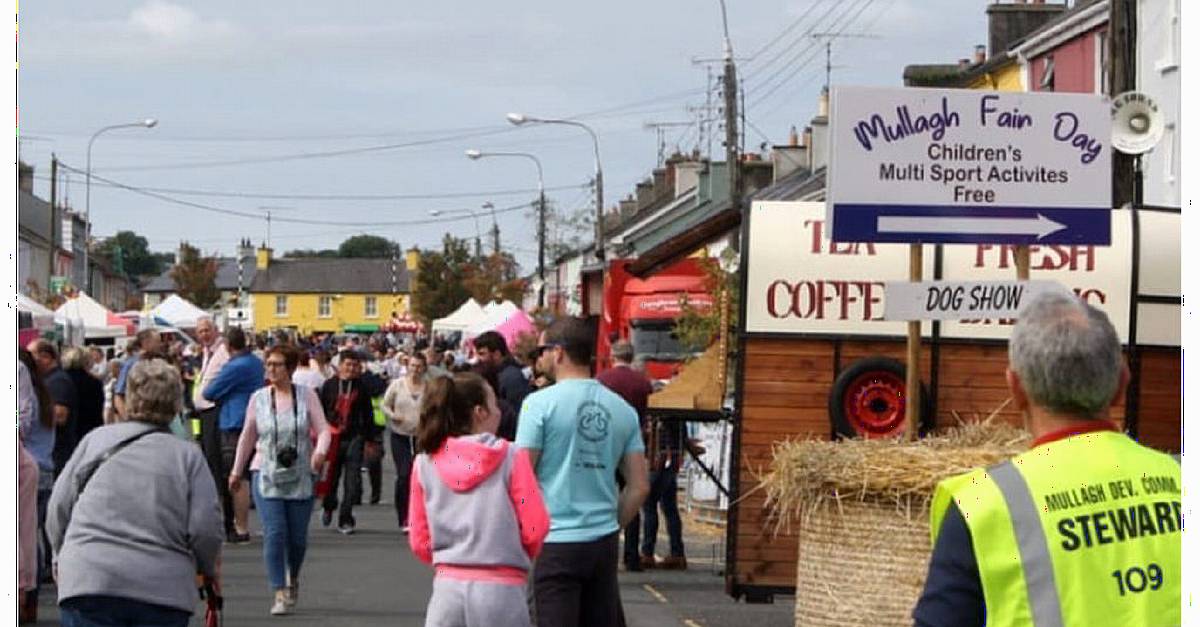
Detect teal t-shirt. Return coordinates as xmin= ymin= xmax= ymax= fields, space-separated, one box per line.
xmin=515 ymin=379 xmax=644 ymax=543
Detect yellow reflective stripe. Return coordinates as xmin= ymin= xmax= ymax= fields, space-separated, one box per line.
xmin=990 ymin=460 xmax=1064 ymax=627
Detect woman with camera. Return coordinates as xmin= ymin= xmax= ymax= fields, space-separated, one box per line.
xmin=230 ymin=345 xmax=332 ymax=616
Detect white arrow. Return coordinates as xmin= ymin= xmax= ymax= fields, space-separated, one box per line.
xmin=877 ymin=213 xmax=1067 ymax=239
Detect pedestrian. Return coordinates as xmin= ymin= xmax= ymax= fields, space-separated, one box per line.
xmin=17 ymin=354 xmax=54 ymax=624
xmin=359 ymin=359 xmax=388 ymax=506
xmin=230 ymin=345 xmax=331 ymax=616
xmin=47 ymin=358 xmax=223 ymax=627
xmin=596 ymin=341 xmax=658 ymax=572
xmin=292 ymin=351 xmax=327 ymax=389
xmin=409 ymin=372 xmax=549 ymax=627
xmin=913 ymin=292 xmax=1181 ymax=626
xmin=193 ymin=318 xmax=231 ymax=511
xmin=516 ymin=317 xmax=650 ymax=627
xmin=18 ymin=439 xmax=39 ymax=624
xmin=113 ymin=329 xmax=163 ymax=418
xmin=318 ymin=350 xmax=380 ymax=534
xmin=202 ymin=327 xmax=265 ymax=544
xmin=27 ymin=340 xmax=78 ymax=477
xmin=87 ymin=347 xmax=107 ymax=381
xmin=102 ymin=360 xmax=123 ymax=425
xmin=314 ymin=349 xmax=336 ymax=380
xmin=60 ymin=348 xmax=105 ymax=451
xmin=381 ymin=352 xmax=428 ymax=531
xmin=473 ymin=331 xmax=532 ymax=440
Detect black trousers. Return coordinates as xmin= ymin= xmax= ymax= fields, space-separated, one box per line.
xmin=389 ymin=431 xmax=416 ymax=528
xmin=197 ymin=407 xmax=232 ymax=534
xmin=322 ymin=434 xmax=365 ymax=526
xmin=532 ymin=533 xmax=624 ymax=627
xmin=366 ymin=437 xmax=383 ymax=502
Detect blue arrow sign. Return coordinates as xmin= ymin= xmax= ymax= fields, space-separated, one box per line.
xmin=830 ymin=204 xmax=1111 ymax=245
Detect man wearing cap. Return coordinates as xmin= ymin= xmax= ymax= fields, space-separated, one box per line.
xmin=913 ymin=292 xmax=1180 ymax=626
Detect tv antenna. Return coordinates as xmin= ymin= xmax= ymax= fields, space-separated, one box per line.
xmin=643 ymin=121 xmax=694 ymax=166
xmin=810 ymin=32 xmax=880 ymax=93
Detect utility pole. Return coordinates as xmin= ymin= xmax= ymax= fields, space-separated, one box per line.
xmin=50 ymin=155 xmax=59 ymax=257
xmin=538 ymin=191 xmax=547 ymax=308
xmin=492 ymin=222 xmax=501 ymax=256
xmin=1110 ymin=0 xmax=1137 ymax=208
xmin=723 ymin=52 xmax=740 ymax=225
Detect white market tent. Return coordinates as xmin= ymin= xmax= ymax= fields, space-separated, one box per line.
xmin=17 ymin=294 xmax=56 ymax=331
xmin=463 ymin=300 xmax=521 ymax=339
xmin=431 ymin=298 xmax=487 ymax=333
xmin=151 ymin=294 xmax=209 ymax=329
xmin=54 ymin=292 xmax=128 ymax=339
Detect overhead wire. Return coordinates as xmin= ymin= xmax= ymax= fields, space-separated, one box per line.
xmin=745 ymin=0 xmax=870 ymax=100
xmin=741 ymin=0 xmax=840 ymax=83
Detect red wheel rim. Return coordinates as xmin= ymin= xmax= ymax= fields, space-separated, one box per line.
xmin=842 ymin=370 xmax=907 ymax=438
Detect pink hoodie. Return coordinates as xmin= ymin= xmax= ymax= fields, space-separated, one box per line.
xmin=408 ymin=433 xmax=549 ymax=585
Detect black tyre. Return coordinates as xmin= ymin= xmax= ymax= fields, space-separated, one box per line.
xmin=829 ymin=356 xmax=933 ymax=439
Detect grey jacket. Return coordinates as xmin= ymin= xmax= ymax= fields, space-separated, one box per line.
xmin=47 ymin=421 xmax=223 ymax=613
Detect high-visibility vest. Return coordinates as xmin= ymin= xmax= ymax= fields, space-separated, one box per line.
xmin=930 ymin=430 xmax=1181 ymax=627
xmin=371 ymin=396 xmax=387 ymax=428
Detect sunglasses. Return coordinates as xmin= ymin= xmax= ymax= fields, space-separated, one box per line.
xmin=535 ymin=342 xmax=563 ymax=357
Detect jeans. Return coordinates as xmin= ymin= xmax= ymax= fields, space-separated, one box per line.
xmin=60 ymin=595 xmax=190 ymax=627
xmin=531 ymin=533 xmax=623 ymax=627
xmin=390 ymin=431 xmax=416 ymax=528
xmin=322 ymin=435 xmax=365 ymax=527
xmin=251 ymin=472 xmax=316 ymax=591
xmin=641 ymin=467 xmax=684 ymax=558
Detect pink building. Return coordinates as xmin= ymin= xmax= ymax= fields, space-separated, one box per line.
xmin=1016 ymin=0 xmax=1109 ymax=94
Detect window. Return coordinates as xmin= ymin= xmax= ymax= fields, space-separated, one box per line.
xmin=275 ymin=295 xmax=288 ymax=317
xmin=1096 ymin=31 xmax=1109 ymax=95
xmin=318 ymin=295 xmax=332 ymax=318
xmin=1040 ymin=56 xmax=1055 ymax=91
xmin=364 ymin=296 xmax=378 ymax=318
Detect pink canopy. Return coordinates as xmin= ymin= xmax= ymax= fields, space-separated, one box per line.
xmin=490 ymin=309 xmax=537 ymax=349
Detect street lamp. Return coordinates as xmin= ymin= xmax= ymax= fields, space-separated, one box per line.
xmin=505 ymin=113 xmax=604 ymax=262
xmin=84 ymin=118 xmax=157 ymax=293
xmin=465 ymin=148 xmax=547 ymax=307
xmin=429 ymin=208 xmax=483 ymax=258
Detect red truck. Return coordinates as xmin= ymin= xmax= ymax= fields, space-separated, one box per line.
xmin=595 ymin=257 xmax=714 ymax=380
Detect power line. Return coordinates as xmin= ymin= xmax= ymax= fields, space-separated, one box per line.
xmin=30 ymin=174 xmax=587 ymax=201
xmin=59 ymin=163 xmax=533 ymax=227
xmin=745 ymin=0 xmax=869 ymax=97
xmin=742 ymin=0 xmax=843 ymax=84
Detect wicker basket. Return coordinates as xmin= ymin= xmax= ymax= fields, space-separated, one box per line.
xmin=759 ymin=422 xmax=1030 ymax=627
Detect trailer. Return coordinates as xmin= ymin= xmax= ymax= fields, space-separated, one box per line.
xmin=724 ymin=200 xmax=1181 ymax=602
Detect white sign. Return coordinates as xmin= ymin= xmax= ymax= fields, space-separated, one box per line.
xmin=883 ymin=280 xmax=1070 ymax=321
xmin=745 ymin=201 xmax=1135 ymax=342
xmin=827 ymin=86 xmax=1112 ymax=244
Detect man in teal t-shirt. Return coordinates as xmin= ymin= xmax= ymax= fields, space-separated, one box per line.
xmin=516 ymin=317 xmax=649 ymax=627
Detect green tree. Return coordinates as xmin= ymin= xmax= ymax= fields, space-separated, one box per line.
xmin=337 ymin=234 xmax=400 ymax=258
xmin=674 ymin=256 xmax=739 ymax=353
xmin=411 ymin=235 xmax=474 ymax=324
xmin=94 ymin=230 xmax=167 ymax=279
xmin=463 ymin=252 xmax=525 ymax=305
xmin=170 ymin=242 xmax=221 ymax=309
xmin=283 ymin=248 xmax=338 ymax=258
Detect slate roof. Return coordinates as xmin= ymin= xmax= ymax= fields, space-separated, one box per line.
xmin=249 ymin=257 xmax=411 ymax=294
xmin=143 ymin=256 xmax=259 ymax=293
xmin=753 ymin=166 xmax=826 ymax=202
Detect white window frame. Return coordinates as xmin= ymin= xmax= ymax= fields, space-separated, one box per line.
xmin=318 ymin=295 xmax=332 ymax=318
xmin=1094 ymin=31 xmax=1108 ymax=96
xmin=275 ymin=295 xmax=288 ymax=317
xmin=1040 ymin=55 xmax=1055 ymax=91
xmin=364 ymin=296 xmax=378 ymax=318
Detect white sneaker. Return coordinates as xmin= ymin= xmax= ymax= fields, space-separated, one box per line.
xmin=284 ymin=575 xmax=298 ymax=607
xmin=401 ymin=526 xmax=410 ymax=535
xmin=271 ymin=596 xmax=289 ymax=616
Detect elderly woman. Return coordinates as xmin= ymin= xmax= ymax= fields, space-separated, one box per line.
xmin=61 ymin=347 xmax=105 ymax=448
xmin=46 ymin=358 xmax=223 ymax=627
xmin=231 ymin=345 xmax=332 ymax=616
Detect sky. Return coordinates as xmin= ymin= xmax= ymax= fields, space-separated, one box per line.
xmin=16 ymin=0 xmax=987 ymax=273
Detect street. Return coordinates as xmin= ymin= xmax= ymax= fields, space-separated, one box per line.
xmin=36 ymin=463 xmax=794 ymax=626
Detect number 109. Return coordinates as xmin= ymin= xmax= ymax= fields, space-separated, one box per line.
xmin=1111 ymin=564 xmax=1164 ymax=596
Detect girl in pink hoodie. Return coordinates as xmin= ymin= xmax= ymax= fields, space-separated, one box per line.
xmin=408 ymin=373 xmax=549 ymax=627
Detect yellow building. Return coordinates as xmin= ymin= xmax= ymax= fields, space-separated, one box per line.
xmin=249 ymin=247 xmax=419 ymax=334
xmin=964 ymin=56 xmax=1024 ymax=91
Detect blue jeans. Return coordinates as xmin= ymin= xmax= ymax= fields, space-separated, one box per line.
xmin=60 ymin=595 xmax=190 ymax=627
xmin=641 ymin=467 xmax=685 ymax=558
xmin=250 ymin=472 xmax=316 ymax=591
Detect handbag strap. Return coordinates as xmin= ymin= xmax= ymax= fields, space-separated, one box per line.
xmin=74 ymin=425 xmax=168 ymax=497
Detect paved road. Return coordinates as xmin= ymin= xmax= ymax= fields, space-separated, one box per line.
xmin=37 ymin=465 xmax=794 ymax=626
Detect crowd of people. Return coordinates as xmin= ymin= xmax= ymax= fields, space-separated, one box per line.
xmin=17 ymin=315 xmax=703 ymax=626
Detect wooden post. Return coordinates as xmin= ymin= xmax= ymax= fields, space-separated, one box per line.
xmin=1015 ymin=245 xmax=1031 ymax=281
xmin=905 ymin=244 xmax=922 ymax=440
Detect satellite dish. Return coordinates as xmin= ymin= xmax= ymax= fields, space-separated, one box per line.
xmin=1111 ymin=91 xmax=1165 ymax=155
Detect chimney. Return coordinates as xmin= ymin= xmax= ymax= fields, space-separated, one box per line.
xmin=672 ymin=159 xmax=704 ymax=198
xmin=405 ymin=247 xmax=420 ymax=272
xmin=256 ymin=244 xmax=273 ymax=270
xmin=788 ymin=125 xmax=799 ymax=147
xmin=771 ymin=143 xmax=809 ymax=183
xmin=958 ymin=58 xmax=972 ymax=70
xmin=803 ymin=126 xmax=814 ymax=169
xmin=986 ymin=1 xmax=1067 ymax=57
xmin=635 ymin=179 xmax=654 ymax=210
xmin=18 ymin=162 xmax=33 ymax=193
xmin=817 ymin=87 xmax=830 ymax=118
xmin=652 ymin=167 xmax=669 ymax=202
xmin=237 ymin=237 xmax=254 ymax=261
xmin=619 ymin=196 xmax=638 ymax=219
xmin=974 ymin=44 xmax=987 ymax=64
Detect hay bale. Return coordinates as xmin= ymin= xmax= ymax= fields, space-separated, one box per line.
xmin=758 ymin=423 xmax=1030 ymax=627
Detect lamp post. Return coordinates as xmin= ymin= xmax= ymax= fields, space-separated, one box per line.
xmin=466 ymin=149 xmax=546 ymax=307
xmin=84 ymin=118 xmax=157 ymax=293
xmin=505 ymin=114 xmax=603 ymax=262
xmin=428 ymin=208 xmax=483 ymax=259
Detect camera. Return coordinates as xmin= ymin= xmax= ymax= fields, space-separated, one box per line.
xmin=276 ymin=446 xmax=298 ymax=468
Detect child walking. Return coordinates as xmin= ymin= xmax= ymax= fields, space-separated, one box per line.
xmin=408 ymin=372 xmax=549 ymax=627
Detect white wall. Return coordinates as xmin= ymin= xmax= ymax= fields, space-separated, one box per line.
xmin=1138 ymin=0 xmax=1180 ymax=208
